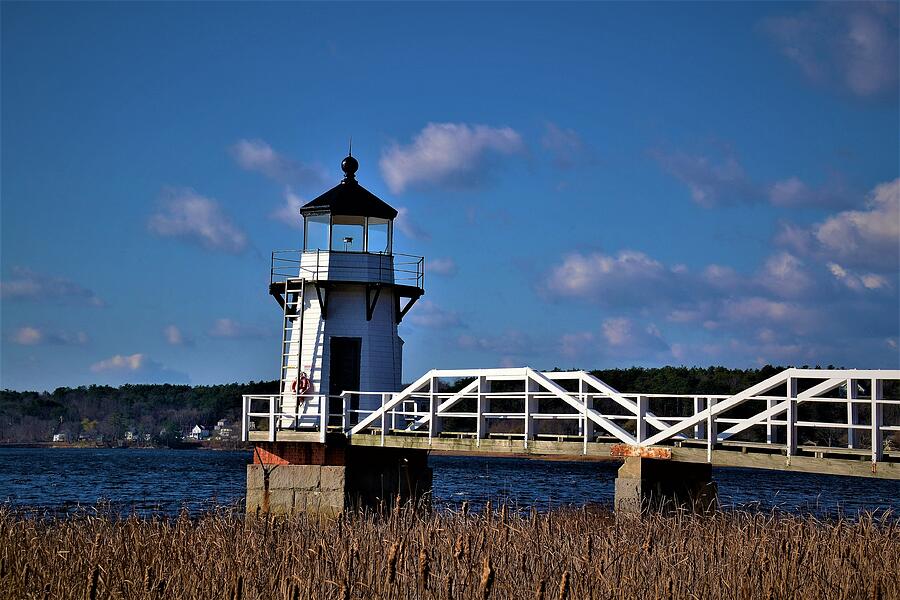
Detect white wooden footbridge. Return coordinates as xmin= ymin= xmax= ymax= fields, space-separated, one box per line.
xmin=243 ymin=367 xmax=900 ymax=479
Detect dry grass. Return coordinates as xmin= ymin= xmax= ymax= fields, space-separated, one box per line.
xmin=1 ymin=504 xmax=898 ymax=600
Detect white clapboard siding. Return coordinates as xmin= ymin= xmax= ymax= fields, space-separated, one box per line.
xmin=280 ymin=251 xmax=407 ymax=424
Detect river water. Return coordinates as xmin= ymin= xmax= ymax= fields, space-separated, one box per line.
xmin=1 ymin=448 xmax=897 ymax=517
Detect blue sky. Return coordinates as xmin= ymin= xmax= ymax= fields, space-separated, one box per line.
xmin=2 ymin=2 xmax=898 ymax=391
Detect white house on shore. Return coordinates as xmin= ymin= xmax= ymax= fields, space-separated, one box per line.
xmin=188 ymin=425 xmax=210 ymax=440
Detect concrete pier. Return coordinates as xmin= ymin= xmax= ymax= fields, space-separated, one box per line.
xmin=246 ymin=439 xmax=432 ymax=517
xmin=614 ymin=456 xmax=717 ymax=514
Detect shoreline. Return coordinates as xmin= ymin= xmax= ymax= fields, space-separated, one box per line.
xmin=0 ymin=442 xmax=251 ymax=451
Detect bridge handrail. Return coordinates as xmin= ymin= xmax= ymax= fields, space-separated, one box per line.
xmin=242 ymin=368 xmax=900 ymax=467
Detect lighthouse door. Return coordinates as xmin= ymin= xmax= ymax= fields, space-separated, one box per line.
xmin=329 ymin=337 xmax=361 ymax=425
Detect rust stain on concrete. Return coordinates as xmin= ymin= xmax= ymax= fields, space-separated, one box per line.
xmin=610 ymin=445 xmax=672 ymax=459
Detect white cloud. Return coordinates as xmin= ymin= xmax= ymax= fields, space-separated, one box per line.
xmin=720 ymin=297 xmax=813 ymax=325
xmin=148 ymin=188 xmax=248 ymax=254
xmin=558 ymin=319 xmax=670 ymax=362
xmin=541 ymin=122 xmax=594 ymax=168
xmin=774 ymin=222 xmax=814 ymax=255
xmin=380 ymin=122 xmax=525 ymax=193
xmin=0 ymin=267 xmax=105 ymax=306
xmin=768 ymin=177 xmax=810 ymax=206
xmin=91 ymin=353 xmax=146 ymax=373
xmin=208 ymin=318 xmax=266 ymax=339
xmin=702 ymin=264 xmax=742 ymax=290
xmin=656 ymin=145 xmax=857 ymax=209
xmin=407 ymin=301 xmax=463 ymax=329
xmin=602 ymin=318 xmax=668 ymax=351
xmin=9 ymin=326 xmax=88 ymax=346
xmin=827 ymin=263 xmax=889 ymax=291
xmin=601 ymin=318 xmax=632 ymax=346
xmin=89 ymin=353 xmax=188 ymax=383
xmin=12 ymin=327 xmax=42 ymax=345
xmin=271 ymin=187 xmax=305 ymax=230
xmin=163 ymin=325 xmax=193 ymax=346
xmin=652 ymin=148 xmax=755 ymax=207
xmin=394 ymin=207 xmax=431 ymax=241
xmin=542 ymin=250 xmax=678 ymax=304
xmin=230 ymin=139 xmax=326 ymax=186
xmin=48 ymin=331 xmax=89 ymax=345
xmin=762 ymin=3 xmax=899 ymax=101
xmin=813 ymin=178 xmax=899 ymax=268
xmin=759 ymin=252 xmax=813 ymax=297
xmin=429 ymin=258 xmax=458 ymax=277
xmin=164 ymin=325 xmax=183 ymax=345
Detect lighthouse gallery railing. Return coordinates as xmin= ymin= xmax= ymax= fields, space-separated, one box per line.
xmin=270 ymin=250 xmax=424 ymax=289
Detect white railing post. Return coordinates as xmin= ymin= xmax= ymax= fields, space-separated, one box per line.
xmin=380 ymin=394 xmax=387 ymax=447
xmin=872 ymin=378 xmax=883 ymax=464
xmin=268 ymin=395 xmax=276 ymax=442
xmin=694 ymin=397 xmax=706 ymax=440
xmin=786 ymin=377 xmax=797 ymax=457
xmin=389 ymin=393 xmax=397 ymax=433
xmin=847 ymin=378 xmax=859 ymax=449
xmin=766 ymin=397 xmax=776 ymax=444
xmin=428 ymin=376 xmax=437 ymax=444
xmin=319 ymin=394 xmax=327 ymax=443
xmin=241 ymin=396 xmax=250 ymax=442
xmin=525 ymin=375 xmax=538 ymax=448
xmin=342 ymin=393 xmax=351 ymax=431
xmin=706 ymin=398 xmax=718 ymax=462
xmin=476 ymin=376 xmax=489 ymax=447
xmin=580 ymin=378 xmax=588 ymax=454
xmin=636 ymin=395 xmax=648 ymax=445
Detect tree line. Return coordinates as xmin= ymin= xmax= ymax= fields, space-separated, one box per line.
xmin=0 ymin=381 xmax=277 ymax=445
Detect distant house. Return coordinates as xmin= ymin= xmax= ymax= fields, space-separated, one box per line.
xmin=124 ymin=431 xmax=137 ymax=442
xmin=188 ymin=425 xmax=210 ymax=440
xmin=213 ymin=418 xmax=235 ymax=439
xmin=52 ymin=433 xmax=68 ymax=443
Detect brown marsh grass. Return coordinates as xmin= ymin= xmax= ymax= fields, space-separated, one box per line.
xmin=1 ymin=504 xmax=897 ymax=600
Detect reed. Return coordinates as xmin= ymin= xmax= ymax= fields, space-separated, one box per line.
xmin=1 ymin=505 xmax=897 ymax=599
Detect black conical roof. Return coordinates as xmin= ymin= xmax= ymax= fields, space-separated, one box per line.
xmin=300 ymin=155 xmax=398 ymax=220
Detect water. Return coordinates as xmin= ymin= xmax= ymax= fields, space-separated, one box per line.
xmin=1 ymin=448 xmax=897 ymax=517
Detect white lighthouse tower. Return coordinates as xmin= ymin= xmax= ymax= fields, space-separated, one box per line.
xmin=269 ymin=153 xmax=424 ymax=428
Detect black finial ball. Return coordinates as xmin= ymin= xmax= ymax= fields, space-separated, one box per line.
xmin=341 ymin=155 xmax=359 ymax=177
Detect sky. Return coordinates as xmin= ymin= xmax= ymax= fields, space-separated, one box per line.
xmin=1 ymin=2 xmax=898 ymax=391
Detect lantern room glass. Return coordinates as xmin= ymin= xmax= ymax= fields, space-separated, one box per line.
xmin=331 ymin=215 xmax=365 ymax=252
xmin=304 ymin=214 xmax=329 ymax=251
xmin=304 ymin=214 xmax=394 ymax=254
xmin=367 ymin=217 xmax=391 ymax=254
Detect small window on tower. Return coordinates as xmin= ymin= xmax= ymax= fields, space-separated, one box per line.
xmin=331 ymin=215 xmax=365 ymax=252
xmin=304 ymin=214 xmax=330 ymax=251
xmin=367 ymin=218 xmax=391 ymax=254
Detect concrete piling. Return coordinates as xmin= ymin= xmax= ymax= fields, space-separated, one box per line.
xmin=247 ymin=440 xmax=432 ymax=517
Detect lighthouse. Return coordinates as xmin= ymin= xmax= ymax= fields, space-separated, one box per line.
xmin=269 ymin=152 xmax=424 ymax=430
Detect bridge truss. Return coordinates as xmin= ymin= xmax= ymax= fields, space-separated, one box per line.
xmin=243 ymin=368 xmax=900 ymax=476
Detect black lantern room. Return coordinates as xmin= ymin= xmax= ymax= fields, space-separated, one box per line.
xmin=300 ymin=155 xmax=398 ymax=254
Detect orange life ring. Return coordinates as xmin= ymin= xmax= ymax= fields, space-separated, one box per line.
xmin=291 ymin=372 xmax=311 ymax=397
